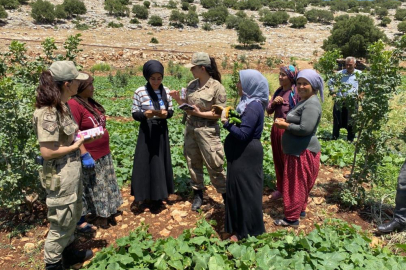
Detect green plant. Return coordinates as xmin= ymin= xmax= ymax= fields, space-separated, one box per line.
xmin=148 ymin=15 xmax=162 ymax=26
xmin=237 ymin=19 xmax=265 ymax=47
xmin=225 ymin=15 xmax=242 ymax=30
xmin=380 ymin=16 xmax=391 ymax=27
xmin=185 ymin=10 xmax=199 ymax=26
xmin=375 ymin=7 xmax=388 ymax=19
xmin=0 ymin=0 xmax=20 ymax=9
xmin=62 ymin=0 xmax=87 ymax=18
xmin=54 ymin=4 xmax=67 ymax=19
xmin=202 ymin=5 xmax=229 ymax=25
xmin=0 ymin=5 xmax=7 ymax=19
xmin=181 ymin=1 xmax=189 ymax=11
xmin=398 ymin=21 xmax=406 ymax=33
xmin=107 ymin=21 xmax=124 ymax=28
xmin=289 ymin=15 xmax=307 ymax=28
xmin=63 ymin=33 xmax=83 ymax=62
xmin=221 ymin=56 xmax=228 ymax=70
xmin=90 ymin=62 xmax=111 ymax=74
xmin=200 ymin=0 xmax=222 ymax=9
xmin=75 ymin=22 xmax=89 ymax=30
xmin=130 ymin=17 xmax=139 ymax=24
xmin=143 ymin=0 xmax=150 ymax=8
xmin=166 ymin=0 xmax=177 ymax=9
xmin=265 ymin=56 xmax=282 ymax=69
xmin=202 ymin=22 xmax=212 ymax=31
xmin=169 ymin=10 xmax=186 ymax=25
xmin=260 ymin=10 xmax=290 ymax=27
xmin=304 ymin=9 xmax=334 ymax=24
xmin=31 ymin=0 xmax=55 ymax=23
xmin=322 ymin=15 xmax=386 ymax=58
xmin=132 ymin=4 xmax=148 ymax=19
xmin=395 ymin=8 xmax=406 ymax=21
xmin=104 ymin=0 xmax=130 ymax=17
xmin=150 ymin=37 xmax=158 ymax=44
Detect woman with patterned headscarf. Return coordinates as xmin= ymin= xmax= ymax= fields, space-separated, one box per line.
xmin=273 ymin=69 xmax=324 ymax=227
xmin=68 ymin=72 xmax=123 ymax=230
xmin=266 ymin=65 xmax=299 ymax=202
xmin=222 ymin=69 xmax=269 ymax=241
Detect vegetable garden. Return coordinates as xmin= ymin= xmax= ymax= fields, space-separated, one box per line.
xmin=1 ymin=35 xmax=406 ymax=269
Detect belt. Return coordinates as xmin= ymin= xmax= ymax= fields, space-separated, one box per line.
xmin=187 ymin=119 xmax=218 ymax=128
xmin=54 ymin=149 xmax=81 ymax=165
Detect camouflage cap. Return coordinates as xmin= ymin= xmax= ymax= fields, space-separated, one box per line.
xmin=185 ymin=52 xmax=211 ymax=68
xmin=49 ymin=61 xmax=89 ymax=82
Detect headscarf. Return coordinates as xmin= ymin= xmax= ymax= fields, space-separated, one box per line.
xmin=236 ymin=69 xmax=269 ymax=114
xmin=296 ymin=69 xmax=324 ymax=102
xmin=73 ymin=72 xmax=106 ymax=122
xmin=142 ymin=60 xmax=168 ymax=110
xmin=280 ymin=65 xmax=299 ymax=84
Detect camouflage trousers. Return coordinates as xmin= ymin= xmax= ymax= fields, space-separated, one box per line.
xmin=184 ymin=122 xmax=226 ymax=194
xmin=43 ymin=153 xmax=83 ymax=264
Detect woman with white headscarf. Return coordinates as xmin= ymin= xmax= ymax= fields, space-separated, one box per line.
xmin=273 ymin=69 xmax=324 ymax=228
xmin=222 ymin=69 xmax=269 ymax=241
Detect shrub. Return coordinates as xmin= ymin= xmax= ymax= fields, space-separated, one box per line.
xmin=322 ymin=15 xmax=386 ymax=58
xmin=375 ymin=7 xmax=388 ymax=19
xmin=90 ymin=63 xmax=111 ymax=74
xmin=268 ymin=0 xmax=294 ymax=11
xmin=202 ymin=22 xmax=212 ymax=31
xmin=289 ymin=16 xmax=307 ymax=28
xmin=143 ymin=1 xmax=150 ymax=8
xmin=166 ymin=0 xmax=177 ymax=9
xmin=150 ymin=37 xmax=159 ymax=43
xmin=31 ymin=0 xmax=55 ymax=24
xmin=0 ymin=0 xmax=20 ymax=9
xmin=261 ymin=10 xmax=289 ymax=27
xmin=236 ymin=0 xmax=261 ymax=11
xmin=148 ymin=15 xmax=162 ymax=26
xmin=235 ymin=10 xmax=247 ymax=18
xmin=380 ymin=16 xmax=391 ymax=27
xmin=185 ymin=10 xmax=199 ymax=26
xmin=54 ymin=4 xmax=67 ymax=19
xmin=329 ymin=0 xmax=349 ymax=12
xmin=104 ymin=0 xmax=130 ymax=17
xmin=0 ymin=5 xmax=8 ymax=19
xmin=132 ymin=4 xmax=148 ymax=19
xmin=398 ymin=21 xmax=406 ymax=33
xmin=62 ymin=0 xmax=87 ymax=18
xmin=181 ymin=1 xmax=189 ymax=10
xmin=130 ymin=17 xmax=139 ymax=24
xmin=305 ymin=9 xmax=334 ymax=24
xmin=395 ymin=8 xmax=406 ymax=21
xmin=225 ymin=15 xmax=242 ymax=29
xmin=223 ymin=0 xmax=237 ymax=8
xmin=237 ymin=19 xmax=265 ymax=47
xmin=107 ymin=21 xmax=123 ymax=28
xmin=170 ymin=10 xmax=186 ymax=24
xmin=335 ymin=14 xmax=349 ymax=22
xmin=202 ymin=6 xmax=229 ymax=25
xmin=200 ymin=0 xmax=221 ymax=9
xmin=75 ymin=22 xmax=89 ymax=30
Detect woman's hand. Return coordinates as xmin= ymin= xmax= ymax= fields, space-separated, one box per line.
xmin=155 ymin=109 xmax=168 ymax=119
xmin=186 ymin=105 xmax=200 ymax=116
xmin=169 ymin=90 xmax=181 ymax=103
xmin=73 ymin=134 xmax=85 ymax=149
xmin=272 ymin=96 xmax=284 ymax=105
xmin=144 ymin=110 xmax=155 ymax=119
xmin=274 ymin=118 xmax=289 ymax=129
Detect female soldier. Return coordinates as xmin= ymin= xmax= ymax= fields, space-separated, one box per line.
xmin=33 ymin=61 xmax=94 ymax=270
xmin=170 ymin=52 xmax=227 ymax=211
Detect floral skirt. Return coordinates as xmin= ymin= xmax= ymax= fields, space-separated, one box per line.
xmin=82 ymin=153 xmax=123 ymax=218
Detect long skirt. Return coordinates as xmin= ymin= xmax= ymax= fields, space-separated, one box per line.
xmin=131 ymin=119 xmax=174 ymax=202
xmin=82 ymin=153 xmax=123 ymax=218
xmin=270 ymin=124 xmax=285 ymax=193
xmin=224 ymin=135 xmax=265 ymax=239
xmin=283 ymin=150 xmax=320 ymax=221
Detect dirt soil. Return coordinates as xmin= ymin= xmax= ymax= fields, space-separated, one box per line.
xmin=0 ymin=164 xmax=383 ymax=270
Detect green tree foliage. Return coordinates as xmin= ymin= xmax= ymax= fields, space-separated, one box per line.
xmin=55 ymin=4 xmax=67 ymax=19
xmin=0 ymin=35 xmax=83 ymax=209
xmin=166 ymin=0 xmax=177 ymax=9
xmin=104 ymin=0 xmax=130 ymax=17
xmin=170 ymin=10 xmax=186 ymax=27
xmin=0 ymin=0 xmax=20 ymax=9
xmin=0 ymin=5 xmax=7 ymax=19
xmin=378 ymin=0 xmax=401 ymax=10
xmin=329 ymin=0 xmax=349 ymax=12
xmin=268 ymin=0 xmax=295 ymax=11
xmin=322 ymin=15 xmax=386 ymax=58
xmin=380 ymin=16 xmax=391 ymax=27
xmin=148 ymin=15 xmax=163 ymax=26
xmin=395 ymin=8 xmax=406 ymax=21
xmin=260 ymin=10 xmax=289 ymax=27
xmin=236 ymin=0 xmax=262 ymax=11
xmin=181 ymin=1 xmax=189 ymax=10
xmin=202 ymin=6 xmax=229 ymax=25
xmin=200 ymin=0 xmax=222 ymax=9
xmin=62 ymin=0 xmax=87 ymax=18
xmin=289 ymin=16 xmax=307 ymax=28
xmin=398 ymin=21 xmax=406 ymax=33
xmin=226 ymin=15 xmax=243 ymax=29
xmin=237 ymin=19 xmax=265 ymax=47
xmin=31 ymin=0 xmax=55 ymax=24
xmin=375 ymin=7 xmax=388 ymax=19
xmin=305 ymin=9 xmax=334 ymax=24
xmin=132 ymin=4 xmax=148 ymax=19
xmin=185 ymin=10 xmax=199 ymax=26
xmin=223 ymin=0 xmax=237 ymax=8
xmin=143 ymin=1 xmax=150 ymax=8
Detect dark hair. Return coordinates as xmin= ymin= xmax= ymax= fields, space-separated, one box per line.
xmin=72 ymin=96 xmax=106 ymax=123
xmin=35 ymin=70 xmax=69 ymax=118
xmin=202 ymin=57 xmax=221 ymax=83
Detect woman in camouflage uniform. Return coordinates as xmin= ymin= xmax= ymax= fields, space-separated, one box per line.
xmin=170 ymin=52 xmax=227 ymax=211
xmin=33 ymin=61 xmax=94 ymax=270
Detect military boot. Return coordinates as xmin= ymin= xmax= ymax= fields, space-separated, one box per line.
xmin=45 ymin=260 xmax=65 ymax=270
xmin=62 ymin=247 xmax=93 ymax=269
xmin=191 ymin=190 xmax=203 ymax=211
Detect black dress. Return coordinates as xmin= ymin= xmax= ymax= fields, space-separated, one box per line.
xmin=223 ymin=101 xmax=265 ymax=239
xmin=130 ymin=85 xmax=174 ymax=202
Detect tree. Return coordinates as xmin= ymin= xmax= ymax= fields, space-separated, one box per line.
xmin=289 ymin=16 xmax=307 ymax=28
xmin=105 ymin=0 xmax=130 ymax=17
xmin=375 ymin=7 xmax=388 ymax=19
xmin=237 ymin=19 xmax=265 ymax=47
xmin=202 ymin=6 xmax=229 ymax=25
xmin=132 ymin=4 xmax=148 ymax=19
xmin=55 ymin=4 xmax=67 ymax=19
xmin=395 ymin=8 xmax=406 ymax=21
xmin=226 ymin=15 xmax=242 ymax=29
xmin=322 ymin=15 xmax=386 ymax=58
xmin=200 ymin=0 xmax=221 ymax=9
xmin=305 ymin=9 xmax=334 ymax=24
xmin=0 ymin=0 xmax=20 ymax=9
xmin=62 ymin=0 xmax=87 ymax=18
xmin=148 ymin=15 xmax=162 ymax=26
xmin=261 ymin=10 xmax=289 ymax=27
xmin=380 ymin=16 xmax=391 ymax=27
xmin=398 ymin=21 xmax=406 ymax=33
xmin=31 ymin=0 xmax=55 ymax=24
xmin=0 ymin=5 xmax=7 ymax=19
xmin=185 ymin=10 xmax=199 ymax=26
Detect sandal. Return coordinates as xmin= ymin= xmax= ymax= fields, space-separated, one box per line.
xmin=274 ymin=218 xmax=299 ymax=228
xmin=76 ymin=222 xmax=97 ymax=233
xmin=269 ymin=190 xmax=283 ymax=201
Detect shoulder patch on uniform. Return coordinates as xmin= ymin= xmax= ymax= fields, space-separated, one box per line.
xmin=42 ymin=121 xmax=58 ymax=133
xmin=43 ymin=112 xmax=57 ymax=122
xmin=218 ymin=94 xmax=226 ymax=103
